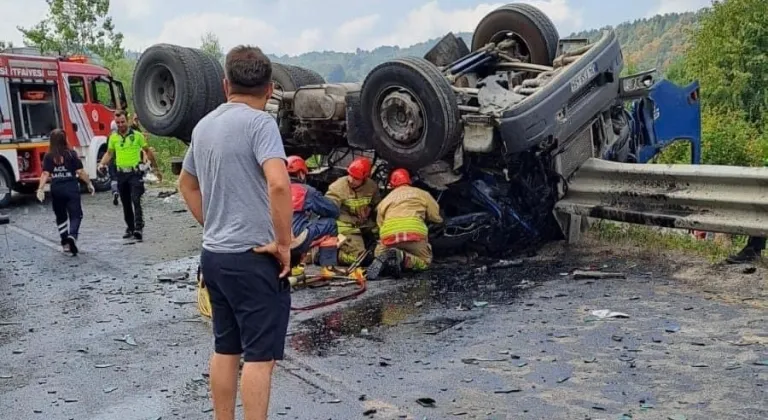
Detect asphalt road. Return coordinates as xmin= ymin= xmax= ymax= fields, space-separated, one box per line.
xmin=0 ymin=189 xmax=766 ymax=420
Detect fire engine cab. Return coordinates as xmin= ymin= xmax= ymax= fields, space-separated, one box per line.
xmin=0 ymin=50 xmax=127 ymax=207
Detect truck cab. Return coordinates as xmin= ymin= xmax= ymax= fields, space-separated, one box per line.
xmin=0 ymin=50 xmax=127 ymax=207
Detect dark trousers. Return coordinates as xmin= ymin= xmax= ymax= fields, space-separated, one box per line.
xmin=51 ymin=184 xmax=83 ymax=243
xmin=747 ymin=236 xmax=766 ymax=251
xmin=117 ymin=171 xmax=145 ymax=232
xmin=108 ymin=162 xmax=118 ymax=196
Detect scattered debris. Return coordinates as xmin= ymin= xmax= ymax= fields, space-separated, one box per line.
xmin=94 ymin=364 xmax=114 ymax=369
xmin=494 ymin=388 xmax=521 ymax=394
xmin=573 ymin=270 xmax=626 ymax=280
xmin=664 ymin=323 xmax=681 ymax=333
xmin=103 ymin=387 xmax=118 ymax=393
xmin=416 ymin=397 xmax=436 ymax=408
xmin=461 ymin=357 xmax=507 ymax=364
xmin=753 ymin=360 xmax=768 ymax=366
xmin=157 ymin=271 xmax=190 ymax=283
xmin=742 ymin=266 xmax=756 ymax=274
xmin=114 ymin=335 xmax=138 ymax=346
xmin=591 ymin=309 xmax=630 ymax=319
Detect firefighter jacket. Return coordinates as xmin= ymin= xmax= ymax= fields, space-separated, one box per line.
xmin=325 ymin=176 xmax=381 ymax=234
xmin=291 ymin=181 xmax=340 ymax=237
xmin=375 ymin=185 xmax=443 ymax=246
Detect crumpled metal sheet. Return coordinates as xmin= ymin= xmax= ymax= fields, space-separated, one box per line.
xmin=477 ymin=73 xmax=527 ymax=117
xmin=555 ymin=158 xmax=768 ymax=237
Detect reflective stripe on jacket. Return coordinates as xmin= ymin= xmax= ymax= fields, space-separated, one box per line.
xmin=376 ymin=185 xmax=443 ymax=246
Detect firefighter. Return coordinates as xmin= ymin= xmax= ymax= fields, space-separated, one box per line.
xmin=366 ymin=168 xmax=443 ymax=280
xmin=287 ymin=156 xmax=340 ymax=267
xmin=726 ymin=157 xmax=767 ymax=263
xmin=97 ymin=109 xmax=161 ymax=242
xmin=36 ymin=129 xmax=95 ymax=255
xmin=325 ymin=156 xmax=381 ymax=265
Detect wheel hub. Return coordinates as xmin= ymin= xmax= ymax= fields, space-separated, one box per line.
xmin=145 ymin=65 xmax=176 ymax=116
xmin=379 ymin=91 xmax=424 ymax=145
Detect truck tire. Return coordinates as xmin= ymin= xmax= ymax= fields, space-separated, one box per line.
xmin=0 ymin=164 xmax=12 ymax=208
xmin=271 ymin=63 xmax=325 ymax=93
xmin=360 ymin=57 xmax=461 ymax=170
xmin=188 ymin=48 xmax=227 ymax=116
xmin=133 ymin=44 xmax=206 ymax=141
xmin=471 ymin=3 xmax=560 ymax=66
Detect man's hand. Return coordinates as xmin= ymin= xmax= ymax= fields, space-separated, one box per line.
xmin=253 ymin=242 xmax=291 ymax=278
xmin=87 ymin=182 xmax=95 ymax=195
xmin=97 ymin=163 xmax=107 ymax=175
xmin=36 ymin=189 xmax=44 ymax=203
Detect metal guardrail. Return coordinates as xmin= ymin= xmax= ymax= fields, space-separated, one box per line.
xmin=555 ymin=158 xmax=768 ymax=237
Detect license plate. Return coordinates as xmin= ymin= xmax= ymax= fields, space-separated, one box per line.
xmin=570 ymin=62 xmax=598 ymax=93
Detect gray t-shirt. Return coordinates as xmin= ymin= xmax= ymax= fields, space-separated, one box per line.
xmin=182 ymin=102 xmax=286 ymax=253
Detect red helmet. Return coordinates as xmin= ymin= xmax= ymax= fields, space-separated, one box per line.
xmin=347 ymin=157 xmax=372 ymax=180
xmin=388 ymin=168 xmax=411 ymax=188
xmin=286 ymin=155 xmax=308 ymax=176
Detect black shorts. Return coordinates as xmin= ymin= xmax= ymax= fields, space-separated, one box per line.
xmin=200 ymin=249 xmax=291 ymax=362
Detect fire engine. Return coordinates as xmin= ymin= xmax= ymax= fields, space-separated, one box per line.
xmin=0 ymin=49 xmax=127 ymax=207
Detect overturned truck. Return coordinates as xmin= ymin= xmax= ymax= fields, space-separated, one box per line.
xmin=133 ymin=3 xmax=708 ymax=256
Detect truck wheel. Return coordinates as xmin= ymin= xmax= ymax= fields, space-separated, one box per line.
xmin=91 ymin=147 xmax=112 ymax=192
xmin=271 ymin=63 xmax=325 ymax=93
xmin=133 ymin=44 xmax=206 ymax=141
xmin=471 ymin=3 xmax=560 ymax=65
xmin=0 ymin=164 xmax=12 ymax=208
xmin=188 ymin=48 xmax=227 ymax=115
xmin=360 ymin=57 xmax=461 ymax=170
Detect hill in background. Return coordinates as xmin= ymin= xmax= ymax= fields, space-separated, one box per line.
xmin=269 ymin=11 xmax=702 ymax=82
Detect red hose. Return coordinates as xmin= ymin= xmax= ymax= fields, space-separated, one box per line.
xmin=290 ymin=275 xmax=367 ymax=311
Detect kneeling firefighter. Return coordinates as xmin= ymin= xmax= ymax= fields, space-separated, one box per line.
xmin=325 ymin=157 xmax=381 ymax=265
xmin=287 ymin=156 xmax=340 ymax=267
xmin=366 ymin=169 xmax=443 ymax=280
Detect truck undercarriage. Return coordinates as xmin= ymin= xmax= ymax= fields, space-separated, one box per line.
xmin=134 ymin=3 xmax=724 ymax=257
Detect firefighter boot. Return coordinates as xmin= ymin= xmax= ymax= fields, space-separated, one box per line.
xmin=726 ymin=237 xmax=766 ymax=264
xmin=366 ymin=248 xmax=404 ymax=281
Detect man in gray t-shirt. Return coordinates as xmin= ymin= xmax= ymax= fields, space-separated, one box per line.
xmin=182 ymin=103 xmax=285 ymax=252
xmin=178 ymin=45 xmax=293 ymax=420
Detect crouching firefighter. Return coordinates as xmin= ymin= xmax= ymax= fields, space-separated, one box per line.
xmin=366 ymin=169 xmax=443 ymax=280
xmin=286 ymin=156 xmax=340 ymax=268
xmin=325 ymin=157 xmax=381 ymax=266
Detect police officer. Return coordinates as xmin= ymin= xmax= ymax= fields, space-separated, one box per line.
xmin=36 ymin=129 xmax=95 ymax=255
xmin=109 ymin=119 xmax=120 ymax=206
xmin=97 ymin=110 xmax=161 ymax=241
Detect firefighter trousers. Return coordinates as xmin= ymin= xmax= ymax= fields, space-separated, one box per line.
xmin=117 ymin=171 xmax=145 ymax=232
xmin=339 ymin=232 xmax=366 ymax=265
xmin=374 ymin=240 xmax=432 ymax=271
xmin=51 ymin=184 xmax=83 ymax=244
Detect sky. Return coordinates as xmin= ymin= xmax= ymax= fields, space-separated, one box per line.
xmin=0 ymin=0 xmax=713 ymax=57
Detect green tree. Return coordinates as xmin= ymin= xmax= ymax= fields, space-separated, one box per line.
xmin=681 ymin=0 xmax=768 ymax=125
xmin=0 ymin=40 xmax=13 ymax=51
xmin=200 ymin=32 xmax=223 ymax=63
xmin=18 ymin=0 xmax=124 ymax=63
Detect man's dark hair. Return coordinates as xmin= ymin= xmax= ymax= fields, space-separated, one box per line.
xmin=225 ymin=45 xmax=272 ymax=96
xmin=114 ymin=109 xmax=127 ymax=118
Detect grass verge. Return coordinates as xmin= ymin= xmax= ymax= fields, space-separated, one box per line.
xmin=589 ymin=220 xmax=751 ymax=263
xmin=148 ymin=136 xmax=187 ymax=189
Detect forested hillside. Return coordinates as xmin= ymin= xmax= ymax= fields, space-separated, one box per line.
xmin=272 ymin=11 xmax=701 ymax=82
xmin=571 ymin=12 xmax=701 ymax=74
